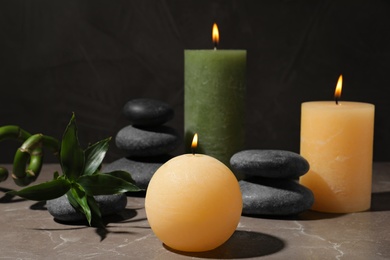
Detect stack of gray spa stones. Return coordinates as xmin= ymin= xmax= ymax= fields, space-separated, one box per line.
xmin=46 ymin=99 xmax=180 ymax=223
xmin=230 ymin=150 xmax=314 ymax=216
xmin=102 ymin=98 xmax=181 ymax=190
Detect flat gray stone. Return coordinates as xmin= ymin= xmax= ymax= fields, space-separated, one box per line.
xmin=123 ymin=98 xmax=174 ymax=126
xmin=239 ymin=177 xmax=314 ymax=216
xmin=230 ymin=150 xmax=310 ymax=179
xmin=46 ymin=193 xmax=127 ymax=222
xmin=102 ymin=155 xmax=172 ymax=189
xmin=115 ymin=125 xmax=181 ymax=157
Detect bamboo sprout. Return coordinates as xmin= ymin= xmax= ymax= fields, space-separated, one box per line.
xmin=11 ymin=134 xmax=60 ymax=187
xmin=0 ymin=126 xmax=60 ymax=186
xmin=12 ymin=134 xmax=43 ymax=186
xmin=42 ymin=135 xmax=60 ymax=156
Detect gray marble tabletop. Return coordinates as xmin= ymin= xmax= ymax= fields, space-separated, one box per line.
xmin=0 ymin=163 xmax=389 ymax=259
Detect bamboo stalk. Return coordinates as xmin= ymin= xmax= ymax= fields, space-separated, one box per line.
xmin=1 ymin=126 xmax=60 ymax=185
xmin=11 ymin=134 xmax=44 ymax=186
xmin=0 ymin=125 xmax=31 ymax=142
xmin=42 ymin=135 xmax=60 ymax=156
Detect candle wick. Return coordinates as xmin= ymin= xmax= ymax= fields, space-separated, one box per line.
xmin=335 ymin=98 xmax=339 ymax=105
xmin=214 ymin=46 xmax=217 ymax=51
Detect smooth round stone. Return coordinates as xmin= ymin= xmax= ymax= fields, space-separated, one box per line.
xmin=46 ymin=193 xmax=127 ymax=222
xmin=230 ymin=150 xmax=310 ymax=179
xmin=239 ymin=177 xmax=314 ymax=216
xmin=123 ymin=99 xmax=174 ymax=126
xmin=115 ymin=125 xmax=181 ymax=157
xmin=102 ymin=155 xmax=172 ymax=190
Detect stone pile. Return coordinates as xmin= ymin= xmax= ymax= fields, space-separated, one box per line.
xmin=102 ymin=98 xmax=181 ymax=190
xmin=230 ymin=150 xmax=314 ymax=216
xmin=46 ymin=99 xmax=180 ymax=223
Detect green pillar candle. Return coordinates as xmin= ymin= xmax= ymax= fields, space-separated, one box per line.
xmin=184 ymin=49 xmax=246 ymax=177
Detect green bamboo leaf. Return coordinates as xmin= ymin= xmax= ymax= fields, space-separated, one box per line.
xmin=66 ymin=190 xmax=84 ymax=213
xmin=69 ymin=184 xmax=92 ymax=225
xmin=60 ymin=113 xmax=85 ymax=180
xmin=105 ymin=170 xmax=136 ymax=184
xmin=67 ymin=189 xmax=104 ymax=228
xmin=87 ymin=196 xmax=104 ymax=228
xmin=83 ymin=137 xmax=111 ymax=176
xmin=7 ymin=179 xmax=71 ymax=201
xmin=78 ymin=173 xmax=141 ymax=196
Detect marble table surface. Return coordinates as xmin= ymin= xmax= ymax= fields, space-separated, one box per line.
xmin=0 ymin=163 xmax=389 ymax=259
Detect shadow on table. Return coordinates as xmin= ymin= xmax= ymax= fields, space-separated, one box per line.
xmin=245 ymin=190 xmax=390 ymax=220
xmin=35 ymin=208 xmax=144 ymax=241
xmin=243 ymin=211 xmax=345 ymax=221
xmin=371 ymin=191 xmax=390 ymax=211
xmin=164 ymin=230 xmax=285 ymax=259
xmin=294 ymin=211 xmax=345 ymax=220
xmin=0 ymin=187 xmax=26 ymax=203
xmin=29 ymin=200 xmax=46 ymax=210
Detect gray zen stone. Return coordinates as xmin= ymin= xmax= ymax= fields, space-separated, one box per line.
xmin=46 ymin=193 xmax=127 ymax=222
xmin=123 ymin=99 xmax=174 ymax=126
xmin=239 ymin=177 xmax=314 ymax=216
xmin=230 ymin=150 xmax=310 ymax=179
xmin=102 ymin=155 xmax=172 ymax=189
xmin=115 ymin=125 xmax=181 ymax=157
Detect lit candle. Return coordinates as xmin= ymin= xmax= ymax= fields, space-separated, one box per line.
xmin=300 ymin=75 xmax=375 ymax=213
xmin=184 ymin=23 xmax=246 ymax=173
xmin=145 ymin=134 xmax=242 ymax=252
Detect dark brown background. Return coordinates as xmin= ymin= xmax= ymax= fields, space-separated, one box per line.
xmin=1 ymin=0 xmax=389 ymax=163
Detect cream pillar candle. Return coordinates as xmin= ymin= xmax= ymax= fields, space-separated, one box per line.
xmin=300 ymin=76 xmax=375 ymax=213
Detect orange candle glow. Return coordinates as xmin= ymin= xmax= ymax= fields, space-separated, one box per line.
xmin=300 ymin=75 xmax=375 ymax=213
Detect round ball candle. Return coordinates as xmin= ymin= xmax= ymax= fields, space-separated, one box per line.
xmin=145 ymin=136 xmax=242 ymax=252
xmin=300 ymin=76 xmax=375 ymax=213
xmin=184 ymin=23 xmax=246 ymax=172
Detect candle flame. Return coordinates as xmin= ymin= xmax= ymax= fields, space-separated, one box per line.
xmin=212 ymin=23 xmax=219 ymax=48
xmin=334 ymin=74 xmax=343 ymax=104
xmin=191 ymin=133 xmax=198 ymax=151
